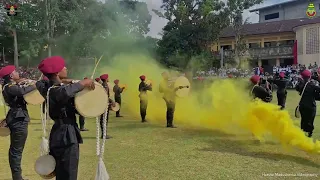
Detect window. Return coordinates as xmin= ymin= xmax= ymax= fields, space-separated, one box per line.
xmin=265 ymin=12 xmax=279 ymax=20
xmin=306 ymin=27 xmax=320 ymax=54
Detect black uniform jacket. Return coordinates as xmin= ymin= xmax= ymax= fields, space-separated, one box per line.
xmin=138 ymin=82 xmax=152 ymax=97
xmin=251 ymin=85 xmax=271 ymax=102
xmin=38 ymin=81 xmax=84 ymax=148
xmin=274 ymin=78 xmax=288 ymax=94
xmin=296 ymin=79 xmax=320 ymax=108
xmin=2 ymin=82 xmax=36 ymax=125
xmin=113 ymin=84 xmax=123 ymax=99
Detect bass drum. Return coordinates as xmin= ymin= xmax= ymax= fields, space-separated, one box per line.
xmin=74 ymin=82 xmax=109 ymax=118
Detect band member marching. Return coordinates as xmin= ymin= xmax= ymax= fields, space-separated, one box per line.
xmin=296 ymin=70 xmax=320 ymax=137
xmin=0 ymin=65 xmax=37 ymax=180
xmin=138 ymin=75 xmax=152 ymax=122
xmin=99 ymin=74 xmax=115 ymax=139
xmin=37 ymin=56 xmax=95 ymax=180
xmin=159 ymin=72 xmax=185 ymax=128
xmin=113 ymin=79 xmax=124 ymax=117
xmin=250 ymin=75 xmax=272 ymax=103
xmin=273 ymin=72 xmax=288 ymax=110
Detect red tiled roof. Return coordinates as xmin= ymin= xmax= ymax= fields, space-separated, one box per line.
xmin=220 ymin=17 xmax=320 ymax=38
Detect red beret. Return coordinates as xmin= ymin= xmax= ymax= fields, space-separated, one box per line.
xmin=301 ymin=70 xmax=311 ymax=78
xmin=279 ymin=72 xmax=285 ymax=78
xmin=95 ymin=77 xmax=100 ymax=82
xmin=100 ymin=74 xmax=108 ymax=80
xmin=140 ymin=75 xmax=145 ymax=80
xmin=84 ymin=77 xmax=88 ymax=79
xmin=250 ymin=75 xmax=260 ymax=84
xmin=114 ymin=79 xmax=119 ymax=84
xmin=43 ymin=76 xmax=49 ymax=81
xmin=0 ymin=65 xmax=15 ymax=78
xmin=38 ymin=56 xmax=65 ymax=74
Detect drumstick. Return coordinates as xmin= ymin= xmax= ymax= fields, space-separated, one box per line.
xmin=90 ymin=54 xmax=104 ymax=79
xmin=38 ymin=74 xmax=43 ymax=81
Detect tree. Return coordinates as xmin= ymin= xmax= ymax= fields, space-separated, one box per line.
xmin=226 ymin=0 xmax=263 ymax=67
xmin=0 ymin=2 xmax=45 ymax=66
xmin=156 ymin=0 xmax=229 ymax=68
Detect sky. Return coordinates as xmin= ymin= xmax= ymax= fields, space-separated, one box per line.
xmin=144 ymin=0 xmax=292 ymax=38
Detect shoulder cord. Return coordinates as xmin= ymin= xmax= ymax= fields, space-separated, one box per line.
xmin=299 ymin=81 xmax=309 ymax=104
xmin=42 ymin=86 xmax=54 ymax=154
xmin=250 ymin=85 xmax=258 ymax=96
xmin=96 ymin=108 xmax=108 ymax=157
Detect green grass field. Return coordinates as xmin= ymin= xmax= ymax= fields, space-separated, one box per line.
xmin=0 ymin=91 xmax=319 ymax=180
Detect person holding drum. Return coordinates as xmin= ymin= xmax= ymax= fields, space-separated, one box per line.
xmin=0 ymin=65 xmax=37 ymax=180
xmin=99 ymin=73 xmax=115 ymax=139
xmin=37 ymin=56 xmax=95 ymax=180
xmin=159 ymin=72 xmax=186 ymax=128
xmin=138 ymin=75 xmax=152 ymax=122
xmin=113 ymin=79 xmax=125 ymax=117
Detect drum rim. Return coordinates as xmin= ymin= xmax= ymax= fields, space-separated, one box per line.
xmin=74 ymin=82 xmax=109 ymax=118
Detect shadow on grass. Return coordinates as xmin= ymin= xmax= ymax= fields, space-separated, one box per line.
xmin=201 ymin=138 xmax=320 ymax=168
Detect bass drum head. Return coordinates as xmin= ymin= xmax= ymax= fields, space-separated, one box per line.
xmin=174 ymin=76 xmax=190 ymax=97
xmin=35 ymin=155 xmax=56 ymax=177
xmin=0 ymin=127 xmax=10 ymax=137
xmin=23 ymin=89 xmax=45 ymax=105
xmin=75 ymin=82 xmax=109 ymax=118
xmin=111 ymin=102 xmax=120 ymax=112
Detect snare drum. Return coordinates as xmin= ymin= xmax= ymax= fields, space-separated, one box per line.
xmin=34 ymin=155 xmax=56 ymax=179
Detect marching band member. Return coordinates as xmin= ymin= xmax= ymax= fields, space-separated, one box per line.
xmin=274 ymin=72 xmax=288 ymax=110
xmin=113 ymin=79 xmax=124 ymax=117
xmin=250 ymin=75 xmax=272 ymax=103
xmin=99 ymin=74 xmax=114 ymax=139
xmin=296 ymin=70 xmax=320 ymax=137
xmin=159 ymin=72 xmax=185 ymax=128
xmin=0 ymin=65 xmax=36 ymax=180
xmin=37 ymin=56 xmax=95 ymax=180
xmin=138 ymin=75 xmax=152 ymax=122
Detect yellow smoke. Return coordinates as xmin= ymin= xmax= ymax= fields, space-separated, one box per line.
xmin=96 ymin=53 xmax=320 ymax=154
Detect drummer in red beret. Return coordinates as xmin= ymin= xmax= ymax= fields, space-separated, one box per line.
xmin=273 ymin=72 xmax=288 ymax=110
xmin=295 ymin=69 xmax=320 ymax=138
xmin=249 ymin=75 xmax=272 ymax=103
xmin=37 ymin=56 xmax=95 ymax=180
xmin=99 ymin=73 xmax=114 ymax=139
xmin=0 ymin=65 xmax=37 ymax=180
xmin=139 ymin=75 xmax=152 ymax=122
xmin=159 ymin=72 xmax=186 ymax=128
xmin=113 ymin=79 xmax=124 ymax=117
